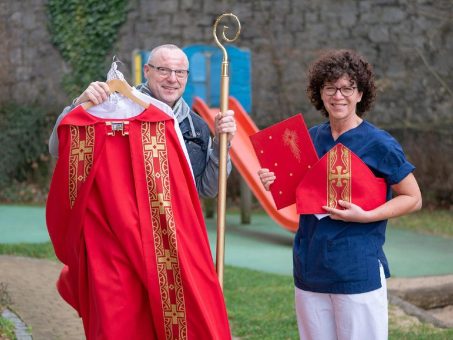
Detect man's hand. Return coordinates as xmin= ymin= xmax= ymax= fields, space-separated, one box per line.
xmin=257 ymin=168 xmax=276 ymax=191
xmin=74 ymin=81 xmax=111 ymax=106
xmin=214 ymin=110 xmax=236 ymax=143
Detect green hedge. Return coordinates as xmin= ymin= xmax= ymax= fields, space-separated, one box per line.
xmin=47 ymin=0 xmax=128 ymax=97
xmin=0 ymin=104 xmax=51 ymax=190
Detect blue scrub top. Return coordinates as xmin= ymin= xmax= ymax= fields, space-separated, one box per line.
xmin=294 ymin=120 xmax=415 ymax=294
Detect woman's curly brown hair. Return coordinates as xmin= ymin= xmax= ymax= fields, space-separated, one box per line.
xmin=306 ymin=49 xmax=376 ymax=117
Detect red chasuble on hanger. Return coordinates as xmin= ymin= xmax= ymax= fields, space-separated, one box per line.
xmin=250 ymin=114 xmax=319 ymax=209
xmin=46 ymin=104 xmax=230 ymax=340
xmin=296 ymin=143 xmax=387 ymax=214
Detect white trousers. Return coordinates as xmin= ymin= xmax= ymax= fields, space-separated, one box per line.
xmin=295 ymin=265 xmax=388 ymax=340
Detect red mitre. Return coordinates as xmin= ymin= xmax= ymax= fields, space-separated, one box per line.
xmin=296 ymin=143 xmax=387 ymax=214
xmin=250 ymin=114 xmax=319 ymax=209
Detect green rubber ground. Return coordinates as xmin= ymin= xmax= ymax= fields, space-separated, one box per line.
xmin=1 ymin=205 xmax=452 ymax=278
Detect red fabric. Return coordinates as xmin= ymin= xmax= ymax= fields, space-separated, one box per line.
xmin=296 ymin=143 xmax=387 ymax=214
xmin=46 ymin=105 xmax=231 ymax=339
xmin=250 ymin=114 xmax=319 ymax=209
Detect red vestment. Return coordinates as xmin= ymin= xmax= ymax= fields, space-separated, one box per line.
xmin=46 ymin=105 xmax=231 ymax=339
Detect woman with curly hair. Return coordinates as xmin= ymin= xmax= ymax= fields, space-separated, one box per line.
xmin=258 ymin=49 xmax=422 ymax=339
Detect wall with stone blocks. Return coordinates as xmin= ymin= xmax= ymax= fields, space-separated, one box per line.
xmin=1 ymin=0 xmax=452 ymax=204
xmin=1 ymin=0 xmax=451 ymax=127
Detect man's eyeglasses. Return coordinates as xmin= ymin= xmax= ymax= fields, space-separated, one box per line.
xmin=323 ymin=86 xmax=357 ymax=97
xmin=148 ymin=64 xmax=189 ymax=79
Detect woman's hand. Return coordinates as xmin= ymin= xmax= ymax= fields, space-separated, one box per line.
xmin=323 ymin=173 xmax=422 ymax=223
xmin=257 ymin=168 xmax=276 ymax=191
xmin=322 ymin=200 xmax=371 ymax=223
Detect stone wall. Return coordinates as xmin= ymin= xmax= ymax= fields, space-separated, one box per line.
xmin=1 ymin=0 xmax=451 ymax=126
xmin=1 ymin=0 xmax=452 ymax=204
xmin=0 ymin=1 xmax=69 ymax=110
xmin=117 ymin=0 xmax=453 ymax=128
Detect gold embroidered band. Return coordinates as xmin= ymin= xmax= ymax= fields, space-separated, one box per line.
xmin=327 ymin=144 xmax=351 ymax=208
xmin=142 ymin=121 xmax=187 ymax=339
xmin=69 ymin=126 xmax=95 ymax=208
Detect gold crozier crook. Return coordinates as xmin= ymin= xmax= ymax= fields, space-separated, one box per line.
xmin=212 ymin=13 xmax=241 ymax=289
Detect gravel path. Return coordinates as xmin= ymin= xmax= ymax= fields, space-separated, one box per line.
xmin=0 ymin=256 xmax=84 ymax=340
xmin=1 ymin=255 xmax=451 ymax=339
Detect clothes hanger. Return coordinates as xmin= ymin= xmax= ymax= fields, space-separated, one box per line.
xmin=82 ymin=79 xmax=149 ymax=109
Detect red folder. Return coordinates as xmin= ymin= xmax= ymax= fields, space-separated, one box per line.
xmin=296 ymin=143 xmax=388 ymax=214
xmin=250 ymin=114 xmax=319 ymax=209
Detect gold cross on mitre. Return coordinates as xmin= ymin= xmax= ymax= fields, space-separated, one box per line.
xmin=329 ymin=165 xmax=351 ymax=187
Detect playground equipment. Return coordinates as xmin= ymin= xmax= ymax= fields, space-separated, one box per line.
xmin=192 ymin=96 xmax=299 ymax=233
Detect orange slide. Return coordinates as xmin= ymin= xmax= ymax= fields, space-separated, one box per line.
xmin=192 ymin=96 xmax=299 ymax=233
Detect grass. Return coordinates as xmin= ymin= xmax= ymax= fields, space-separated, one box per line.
xmin=224 ymin=266 xmax=299 ymax=339
xmin=224 ymin=265 xmax=453 ymax=339
xmin=0 ymin=209 xmax=452 ymax=339
xmin=0 ymin=283 xmax=16 ymax=340
xmin=389 ymin=326 xmax=453 ymax=339
xmin=0 ymin=243 xmax=56 ymax=260
xmin=389 ymin=209 xmax=453 ymax=238
xmin=0 ymin=243 xmax=452 ymax=339
xmin=0 ymin=316 xmax=16 ymax=340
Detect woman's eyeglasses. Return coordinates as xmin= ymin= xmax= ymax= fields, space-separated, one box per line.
xmin=322 ymin=86 xmax=357 ymax=97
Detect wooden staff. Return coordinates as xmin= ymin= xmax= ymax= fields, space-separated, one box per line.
xmin=212 ymin=13 xmax=241 ymax=289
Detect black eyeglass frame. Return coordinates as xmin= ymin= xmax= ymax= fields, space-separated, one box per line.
xmin=147 ymin=64 xmax=189 ymax=78
xmin=322 ymin=85 xmax=357 ymax=97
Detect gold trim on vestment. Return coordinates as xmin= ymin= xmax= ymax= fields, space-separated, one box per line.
xmin=327 ymin=145 xmax=351 ymax=208
xmin=68 ymin=126 xmax=95 ymax=208
xmin=142 ymin=121 xmax=187 ymax=340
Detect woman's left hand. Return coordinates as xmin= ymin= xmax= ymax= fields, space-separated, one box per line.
xmin=322 ymin=200 xmax=370 ymax=223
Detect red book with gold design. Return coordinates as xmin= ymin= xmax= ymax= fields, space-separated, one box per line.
xmin=250 ymin=114 xmax=319 ymax=209
xmin=296 ymin=143 xmax=387 ymax=214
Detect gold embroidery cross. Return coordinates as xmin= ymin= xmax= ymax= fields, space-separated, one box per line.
xmin=151 ymin=193 xmax=170 ymax=214
xmin=144 ymin=136 xmax=165 ymax=157
xmin=329 ymin=165 xmax=351 ymax=187
xmin=158 ymin=249 xmax=178 ymax=270
xmin=165 ymin=304 xmax=185 ymax=324
xmin=71 ymin=141 xmax=93 ymax=161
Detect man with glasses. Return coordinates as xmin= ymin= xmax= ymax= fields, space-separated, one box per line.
xmin=47 ymin=44 xmax=233 ymax=338
xmin=50 ymin=44 xmax=236 ymax=198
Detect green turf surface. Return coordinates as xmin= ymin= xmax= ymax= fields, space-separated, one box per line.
xmin=1 ymin=205 xmax=453 ymax=277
